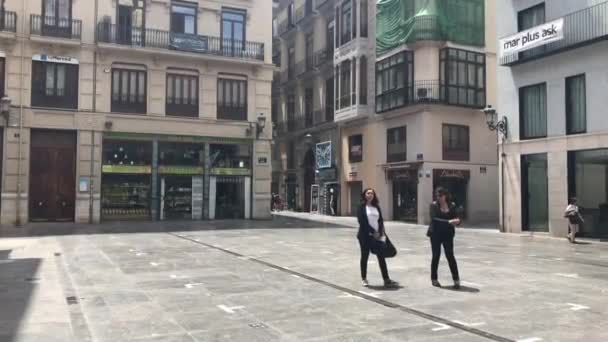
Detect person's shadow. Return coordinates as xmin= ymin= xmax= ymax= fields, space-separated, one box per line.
xmin=440 ymin=285 xmax=480 ymax=293
xmin=367 ymin=284 xmax=404 ymax=291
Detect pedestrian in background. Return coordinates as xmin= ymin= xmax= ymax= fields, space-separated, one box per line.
xmin=357 ymin=188 xmax=398 ymax=288
xmin=564 ymin=197 xmax=583 ymax=243
xmin=427 ymin=187 xmax=461 ymax=289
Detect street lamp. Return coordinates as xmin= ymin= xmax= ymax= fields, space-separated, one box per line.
xmin=0 ymin=96 xmax=11 ymax=125
xmin=482 ymin=104 xmax=508 ymax=234
xmin=482 ymin=105 xmax=508 ymax=140
xmin=256 ymin=113 xmax=266 ymax=139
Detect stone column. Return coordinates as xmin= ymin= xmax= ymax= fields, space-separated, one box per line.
xmin=150 ymin=139 xmax=159 ymax=221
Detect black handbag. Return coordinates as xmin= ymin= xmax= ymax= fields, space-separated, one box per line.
xmin=370 ymin=236 xmax=397 ymax=258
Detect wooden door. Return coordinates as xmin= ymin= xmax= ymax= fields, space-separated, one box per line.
xmin=29 ymin=130 xmax=76 ymax=222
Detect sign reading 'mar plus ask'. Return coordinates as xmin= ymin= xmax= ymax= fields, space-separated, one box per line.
xmin=499 ymin=18 xmax=564 ymax=58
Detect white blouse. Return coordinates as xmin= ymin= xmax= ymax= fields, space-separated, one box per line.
xmin=366 ymin=205 xmax=380 ymax=232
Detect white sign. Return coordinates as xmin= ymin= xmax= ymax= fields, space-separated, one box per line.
xmin=32 ymin=54 xmax=79 ymax=65
xmin=499 ymin=18 xmax=564 ymax=58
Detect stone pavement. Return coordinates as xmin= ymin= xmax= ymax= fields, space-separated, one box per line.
xmin=1 ymin=216 xmax=608 ymax=341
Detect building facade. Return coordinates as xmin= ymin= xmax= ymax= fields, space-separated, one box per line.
xmin=272 ymin=0 xmax=345 ymax=215
xmin=338 ymin=0 xmax=499 ymax=225
xmin=0 ymin=0 xmax=273 ymax=225
xmin=497 ymin=0 xmax=608 ymax=238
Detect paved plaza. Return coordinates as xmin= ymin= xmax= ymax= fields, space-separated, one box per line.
xmin=1 ymin=216 xmax=607 ymax=342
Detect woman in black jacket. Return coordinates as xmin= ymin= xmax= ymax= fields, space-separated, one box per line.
xmin=357 ymin=188 xmax=398 ymax=288
xmin=428 ymin=187 xmax=461 ymax=289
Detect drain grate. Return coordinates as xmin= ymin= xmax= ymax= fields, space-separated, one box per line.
xmin=66 ymin=296 xmax=79 ymax=305
xmin=54 ymin=253 xmax=62 ymax=257
xmin=24 ymin=277 xmax=40 ymax=282
xmin=248 ymin=323 xmax=268 ymax=329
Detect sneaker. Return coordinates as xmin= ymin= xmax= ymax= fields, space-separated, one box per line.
xmin=362 ymin=279 xmax=369 ymax=287
xmin=431 ymin=280 xmax=441 ymax=287
xmin=453 ymin=280 xmax=461 ymax=290
xmin=384 ymin=279 xmax=399 ymax=288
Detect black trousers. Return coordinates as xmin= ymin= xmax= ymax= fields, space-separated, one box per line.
xmin=359 ymin=238 xmax=389 ymax=280
xmin=430 ymin=235 xmax=459 ymax=281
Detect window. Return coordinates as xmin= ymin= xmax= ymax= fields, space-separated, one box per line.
xmin=166 ymin=73 xmax=198 ymax=117
xmin=518 ymin=3 xmax=545 ymax=59
xmin=171 ymin=1 xmax=197 ymax=34
xmin=387 ymin=126 xmax=406 ymax=162
xmin=210 ymin=143 xmax=251 ymax=169
xmin=159 ymin=142 xmax=204 ymax=166
xmin=442 ymin=124 xmax=470 ymax=161
xmin=325 ymin=77 xmax=334 ymax=122
xmin=43 ymin=0 xmax=71 ymax=28
xmin=360 ymin=0 xmax=368 ymax=37
xmin=440 ymin=48 xmax=485 ymax=108
xmin=287 ymin=94 xmax=296 ymax=131
xmin=348 ymin=134 xmax=363 ymax=163
xmin=117 ymin=0 xmax=145 ymax=46
xmin=339 ymin=60 xmax=351 ymax=109
xmin=566 ymin=74 xmax=586 ymax=135
xmin=327 ymin=20 xmax=335 ymax=52
xmin=271 ymin=98 xmax=278 ymax=124
xmin=287 ymin=141 xmax=295 ymax=169
xmin=111 ymin=68 xmax=147 ymax=113
xmin=376 ymin=51 xmax=413 ymax=113
xmin=288 ymin=46 xmax=295 ymax=79
xmin=217 ymin=78 xmax=247 ymax=121
xmin=0 ymin=57 xmax=5 ymax=97
xmin=359 ymin=56 xmax=367 ymax=105
xmin=305 ymin=33 xmax=314 ymax=70
xmin=221 ymin=8 xmax=246 ymax=55
xmin=304 ymin=88 xmax=313 ymax=127
xmin=519 ymin=83 xmax=547 ymax=139
xmin=340 ymin=0 xmax=352 ymax=45
xmin=31 ymin=61 xmax=78 ymax=109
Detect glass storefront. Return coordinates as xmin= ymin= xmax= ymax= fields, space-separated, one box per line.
xmin=568 ymin=149 xmax=608 ymax=238
xmin=521 ymin=154 xmax=548 ymax=232
xmin=101 ymin=140 xmax=153 ymax=221
xmin=101 ymin=136 xmax=253 ymax=221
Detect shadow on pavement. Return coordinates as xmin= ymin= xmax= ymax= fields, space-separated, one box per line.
xmin=0 ymin=250 xmax=41 ymax=342
xmin=442 ymin=285 xmax=480 ymax=293
xmin=0 ymin=216 xmax=350 ymax=238
xmin=367 ymin=285 xmax=404 ymax=291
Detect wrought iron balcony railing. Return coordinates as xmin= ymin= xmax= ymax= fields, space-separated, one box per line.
xmin=30 ymin=14 xmax=81 ymax=40
xmin=97 ymin=22 xmax=264 ymax=61
xmin=0 ymin=11 xmax=17 ymax=33
xmin=500 ymin=1 xmax=608 ymax=66
xmin=375 ymin=80 xmax=486 ymax=113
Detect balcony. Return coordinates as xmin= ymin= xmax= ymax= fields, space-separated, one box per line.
xmin=313 ymin=46 xmax=333 ymax=68
xmin=275 ymin=110 xmax=335 ymax=138
xmin=500 ymin=2 xmax=608 ymax=66
xmin=0 ymin=10 xmax=17 ymax=37
xmin=30 ymin=15 xmax=82 ymax=43
xmin=96 ymin=22 xmax=265 ymax=62
xmin=295 ymin=0 xmax=314 ymax=23
xmin=295 ymin=58 xmax=314 ymax=77
xmin=375 ymin=80 xmax=485 ymax=114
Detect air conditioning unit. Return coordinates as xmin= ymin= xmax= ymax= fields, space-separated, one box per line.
xmin=417 ymin=87 xmax=431 ymax=102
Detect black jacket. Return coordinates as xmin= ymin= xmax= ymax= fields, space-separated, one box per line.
xmin=428 ymin=201 xmax=458 ymax=239
xmin=357 ymin=204 xmax=385 ymax=239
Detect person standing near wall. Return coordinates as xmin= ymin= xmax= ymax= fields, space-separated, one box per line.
xmin=564 ymin=197 xmax=583 ymax=243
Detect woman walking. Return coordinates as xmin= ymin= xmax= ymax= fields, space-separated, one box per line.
xmin=357 ymin=188 xmax=398 ymax=288
xmin=428 ymin=187 xmax=461 ymax=289
xmin=564 ymin=197 xmax=583 ymax=243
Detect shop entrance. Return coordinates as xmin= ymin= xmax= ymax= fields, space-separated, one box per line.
xmin=303 ymin=149 xmax=315 ymax=212
xmin=29 ymin=130 xmax=76 ymax=222
xmin=521 ymin=154 xmax=548 ymax=232
xmin=161 ymin=176 xmax=193 ymax=220
xmin=214 ymin=176 xmax=245 ymax=219
xmin=326 ymin=183 xmax=339 ymax=216
xmin=349 ymin=181 xmax=363 ymax=216
xmin=393 ymin=180 xmax=417 ymax=222
xmin=433 ymin=169 xmax=470 ymax=220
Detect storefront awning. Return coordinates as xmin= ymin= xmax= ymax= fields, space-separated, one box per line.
xmin=379 ymin=161 xmax=422 ymax=181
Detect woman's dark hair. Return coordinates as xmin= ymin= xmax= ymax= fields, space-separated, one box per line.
xmin=361 ymin=188 xmax=379 ymax=207
xmin=435 ymin=187 xmax=451 ymax=202
xmin=569 ymin=197 xmax=578 ymax=205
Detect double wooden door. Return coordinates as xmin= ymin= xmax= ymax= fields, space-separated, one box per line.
xmin=29 ymin=130 xmax=76 ymax=222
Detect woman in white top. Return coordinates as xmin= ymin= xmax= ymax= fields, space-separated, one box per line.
xmin=356 ymin=188 xmax=398 ymax=288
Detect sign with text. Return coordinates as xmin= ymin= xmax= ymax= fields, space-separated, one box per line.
xmin=499 ymin=18 xmax=564 ymax=58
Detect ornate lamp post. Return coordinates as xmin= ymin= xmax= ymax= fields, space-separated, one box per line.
xmin=482 ymin=105 xmax=509 ymax=233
